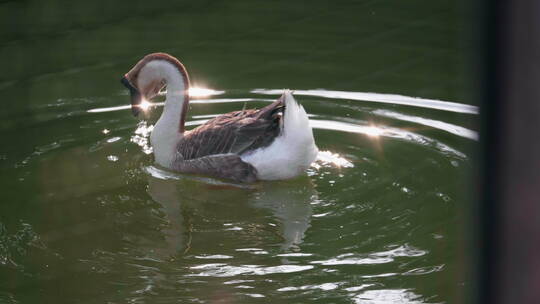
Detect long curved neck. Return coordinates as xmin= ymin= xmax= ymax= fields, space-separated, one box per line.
xmin=141 ymin=60 xmax=189 ymax=134
xmin=142 ymin=60 xmax=189 ymax=167
xmin=163 ymin=74 xmax=188 ymax=133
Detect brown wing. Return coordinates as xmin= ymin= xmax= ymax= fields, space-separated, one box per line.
xmin=177 ymin=99 xmax=284 ymax=160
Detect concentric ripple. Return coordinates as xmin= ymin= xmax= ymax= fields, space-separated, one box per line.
xmin=1 ymin=88 xmax=473 ymax=303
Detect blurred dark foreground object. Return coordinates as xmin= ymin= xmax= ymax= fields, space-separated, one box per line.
xmin=478 ymin=0 xmax=540 ymax=303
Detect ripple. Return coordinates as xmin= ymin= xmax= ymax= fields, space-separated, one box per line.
xmin=35 ymin=141 xmax=62 ymax=153
xmin=106 ymin=136 xmax=122 ymax=143
xmin=194 ymin=255 xmax=234 ymax=260
xmin=105 ymin=90 xmax=469 ymax=160
xmin=133 ymin=112 xmax=462 ymax=168
xmin=277 ymin=282 xmax=341 ymax=292
xmin=235 ymin=248 xmax=269 ymax=255
xmin=402 ymin=264 xmax=444 ymax=276
xmin=312 ymin=212 xmax=332 ymax=218
xmin=370 ymin=244 xmax=427 ymax=258
xmin=311 ymin=245 xmax=426 ymax=266
xmin=87 ymin=104 xmax=131 ymax=113
xmin=310 ymin=119 xmax=466 ymax=159
xmin=86 ymin=98 xmax=273 ymax=113
xmin=224 ymin=279 xmax=255 ymax=285
xmin=224 ymin=226 xmax=243 ymax=231
xmin=188 ymin=87 xmax=225 ymax=97
xmin=252 ymin=88 xmax=478 ymax=114
xmin=372 ymin=109 xmax=478 ymax=140
xmin=352 ymin=289 xmax=423 ymax=304
xmin=187 ymin=264 xmax=314 ymax=277
xmin=47 ymin=88 xmax=464 ymax=303
xmin=0 ymin=221 xmax=49 ymax=272
xmin=361 ymin=273 xmax=399 ymax=278
xmin=311 ymin=257 xmax=393 ymax=266
xmin=235 ymin=248 xmax=264 ymax=252
xmin=344 ymin=284 xmax=376 ymax=292
xmin=276 ymin=253 xmax=313 ymax=257
xmin=190 ymin=98 xmax=274 ymax=104
xmin=235 ymin=285 xmax=254 ymax=289
xmin=32 ymin=138 xmax=77 ymax=157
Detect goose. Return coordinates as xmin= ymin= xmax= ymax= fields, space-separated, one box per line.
xmin=121 ymin=53 xmax=318 ymax=182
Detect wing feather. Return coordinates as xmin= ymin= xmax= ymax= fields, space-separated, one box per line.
xmin=177 ymin=99 xmax=284 ymax=160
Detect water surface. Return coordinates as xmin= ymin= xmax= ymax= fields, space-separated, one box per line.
xmin=0 ymin=1 xmax=473 ymax=303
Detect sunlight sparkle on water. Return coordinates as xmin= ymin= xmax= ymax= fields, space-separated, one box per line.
xmin=313 ymin=151 xmax=354 ymax=169
xmin=364 ymin=125 xmax=383 ymax=137
xmin=189 ymin=87 xmax=225 ymax=97
xmin=131 ymin=121 xmax=154 ymax=154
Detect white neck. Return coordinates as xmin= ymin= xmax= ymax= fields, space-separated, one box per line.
xmin=141 ymin=60 xmax=188 ymax=168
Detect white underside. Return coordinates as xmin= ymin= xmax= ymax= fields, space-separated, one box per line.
xmin=241 ymin=91 xmax=318 ymax=180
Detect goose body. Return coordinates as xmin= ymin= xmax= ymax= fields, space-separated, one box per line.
xmin=122 ymin=53 xmax=318 ymax=182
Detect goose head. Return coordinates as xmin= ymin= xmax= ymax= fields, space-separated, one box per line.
xmin=121 ymin=53 xmax=190 ymax=116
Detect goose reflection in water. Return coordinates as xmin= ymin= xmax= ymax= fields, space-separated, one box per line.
xmin=145 ymin=166 xmax=316 ymax=259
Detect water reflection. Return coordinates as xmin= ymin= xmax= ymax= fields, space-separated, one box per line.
xmin=145 ymin=167 xmax=317 ymax=258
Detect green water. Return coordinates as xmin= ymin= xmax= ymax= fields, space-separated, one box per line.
xmin=0 ymin=1 xmax=475 ymax=303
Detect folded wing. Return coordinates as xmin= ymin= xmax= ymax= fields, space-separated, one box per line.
xmin=177 ymin=98 xmax=284 ymax=160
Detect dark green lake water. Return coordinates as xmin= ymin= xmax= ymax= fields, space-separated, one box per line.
xmin=0 ymin=1 xmax=476 ymax=303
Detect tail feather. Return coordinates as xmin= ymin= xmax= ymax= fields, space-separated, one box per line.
xmin=241 ymin=90 xmax=318 ymax=180
xmin=256 ymin=97 xmax=285 ymax=120
xmin=281 ymin=90 xmax=310 ymax=136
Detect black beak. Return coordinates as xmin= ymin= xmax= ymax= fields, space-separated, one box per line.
xmin=121 ymin=76 xmax=142 ymax=116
